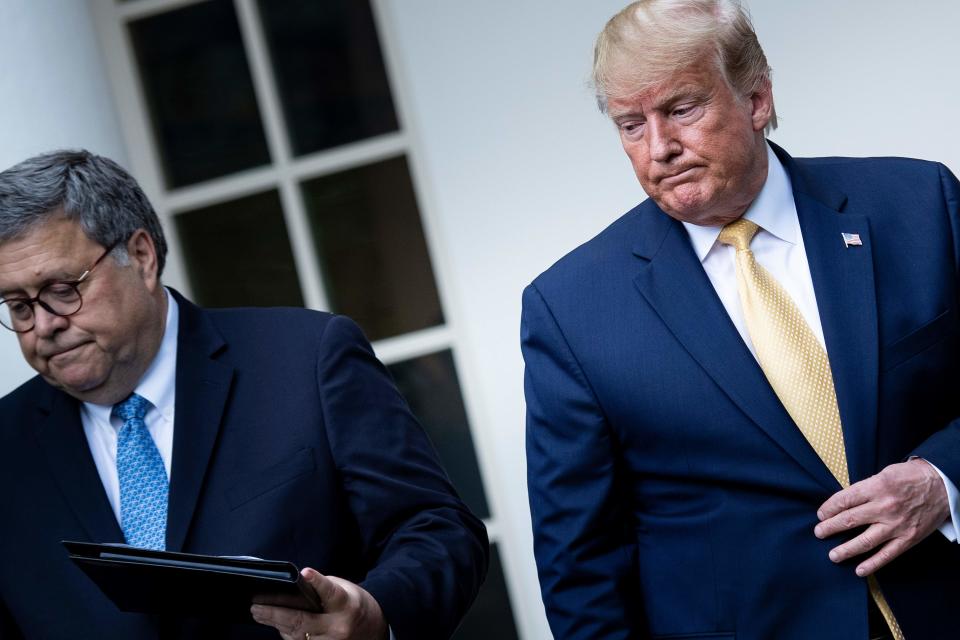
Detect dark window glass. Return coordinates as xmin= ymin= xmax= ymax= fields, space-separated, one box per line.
xmin=388 ymin=350 xmax=489 ymax=519
xmin=301 ymin=156 xmax=443 ymax=341
xmin=129 ymin=1 xmax=271 ymax=187
xmin=454 ymin=545 xmax=519 ymax=640
xmin=173 ymin=190 xmax=303 ymax=308
xmin=258 ymin=0 xmax=399 ymax=156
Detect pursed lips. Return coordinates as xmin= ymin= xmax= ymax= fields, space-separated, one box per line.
xmin=656 ymin=166 xmax=700 ymax=184
xmin=42 ymin=341 xmax=88 ymax=362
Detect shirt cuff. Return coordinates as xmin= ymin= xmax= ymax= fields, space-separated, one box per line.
xmin=922 ymin=459 xmax=960 ymax=542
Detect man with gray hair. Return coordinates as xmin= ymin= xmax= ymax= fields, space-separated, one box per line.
xmin=522 ymin=1 xmax=960 ymax=638
xmin=0 ymin=150 xmax=488 ymax=639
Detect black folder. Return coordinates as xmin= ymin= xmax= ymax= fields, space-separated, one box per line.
xmin=63 ymin=540 xmax=323 ymax=623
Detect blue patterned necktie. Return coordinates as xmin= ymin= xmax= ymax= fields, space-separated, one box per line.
xmin=114 ymin=393 xmax=168 ymax=550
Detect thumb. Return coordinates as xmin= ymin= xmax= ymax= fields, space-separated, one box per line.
xmin=302 ymin=568 xmax=348 ymax=611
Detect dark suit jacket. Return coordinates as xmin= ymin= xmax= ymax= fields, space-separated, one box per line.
xmin=0 ymin=292 xmax=488 ymax=639
xmin=522 ymin=143 xmax=960 ymax=640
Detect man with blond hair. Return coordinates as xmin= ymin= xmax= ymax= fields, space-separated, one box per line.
xmin=522 ymin=1 xmax=960 ymax=638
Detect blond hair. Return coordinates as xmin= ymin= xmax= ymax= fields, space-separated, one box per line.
xmin=593 ymin=0 xmax=777 ymax=131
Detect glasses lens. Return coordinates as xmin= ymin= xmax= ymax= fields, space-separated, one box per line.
xmin=39 ymin=282 xmax=82 ymax=315
xmin=0 ymin=299 xmax=34 ymax=332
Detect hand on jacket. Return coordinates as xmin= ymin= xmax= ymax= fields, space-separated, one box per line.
xmin=814 ymin=458 xmax=950 ymax=576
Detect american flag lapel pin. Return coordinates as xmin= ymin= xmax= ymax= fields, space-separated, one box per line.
xmin=841 ymin=232 xmax=862 ymax=248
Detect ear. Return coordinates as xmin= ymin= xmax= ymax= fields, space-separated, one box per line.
xmin=749 ymin=78 xmax=774 ymax=133
xmin=126 ymin=229 xmax=160 ymax=292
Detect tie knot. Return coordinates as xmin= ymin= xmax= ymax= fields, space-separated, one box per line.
xmin=113 ymin=393 xmax=150 ymax=422
xmin=717 ymin=218 xmax=760 ymax=252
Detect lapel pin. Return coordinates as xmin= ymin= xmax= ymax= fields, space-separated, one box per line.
xmin=841 ymin=232 xmax=862 ymax=248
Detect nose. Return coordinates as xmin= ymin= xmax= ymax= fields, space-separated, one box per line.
xmin=647 ymin=116 xmax=681 ymax=163
xmin=32 ymin=303 xmax=70 ymax=338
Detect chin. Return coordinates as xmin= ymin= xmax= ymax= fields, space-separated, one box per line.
xmin=665 ymin=202 xmax=712 ymax=225
xmin=47 ymin=369 xmax=108 ymax=399
xmin=666 ymin=195 xmax=741 ymax=226
xmin=664 ymin=190 xmax=711 ymax=218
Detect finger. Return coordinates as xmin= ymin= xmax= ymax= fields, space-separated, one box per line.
xmin=827 ymin=523 xmax=892 ymax=564
xmin=250 ymin=604 xmax=308 ymax=635
xmin=814 ymin=501 xmax=880 ymax=539
xmin=302 ymin=568 xmax=350 ymax=612
xmin=817 ymin=481 xmax=873 ymax=521
xmin=855 ymin=536 xmax=909 ymax=577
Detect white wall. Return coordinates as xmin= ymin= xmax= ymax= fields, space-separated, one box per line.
xmin=382 ymin=2 xmax=960 ymax=637
xmin=0 ymin=0 xmax=128 ymax=395
xmin=755 ymin=0 xmax=960 ymax=166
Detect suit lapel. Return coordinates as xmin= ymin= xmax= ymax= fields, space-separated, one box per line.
xmin=165 ymin=292 xmax=234 ymax=552
xmin=632 ymin=207 xmax=840 ymax=491
xmin=784 ymin=151 xmax=880 ymax=483
xmin=34 ymin=389 xmax=125 ymax=542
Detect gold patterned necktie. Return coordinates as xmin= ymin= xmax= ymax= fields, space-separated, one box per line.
xmin=718 ymin=218 xmax=904 ymax=640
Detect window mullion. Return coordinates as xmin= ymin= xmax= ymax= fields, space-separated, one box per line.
xmin=232 ymin=0 xmax=329 ymax=312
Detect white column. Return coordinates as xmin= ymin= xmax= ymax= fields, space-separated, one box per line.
xmin=0 ymin=0 xmax=128 ymax=395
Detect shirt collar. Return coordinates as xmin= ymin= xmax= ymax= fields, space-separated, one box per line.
xmin=682 ymin=143 xmax=797 ymax=263
xmin=83 ymin=288 xmax=179 ymax=424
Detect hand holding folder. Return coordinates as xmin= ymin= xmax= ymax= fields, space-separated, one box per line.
xmin=63 ymin=541 xmax=322 ymax=623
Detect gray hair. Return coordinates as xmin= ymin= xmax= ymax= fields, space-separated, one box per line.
xmin=593 ymin=0 xmax=777 ymax=132
xmin=0 ymin=149 xmax=167 ymax=275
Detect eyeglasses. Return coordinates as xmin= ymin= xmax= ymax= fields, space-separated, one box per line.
xmin=0 ymin=242 xmax=118 ymax=333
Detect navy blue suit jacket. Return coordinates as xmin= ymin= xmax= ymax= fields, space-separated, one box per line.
xmin=522 ymin=144 xmax=960 ymax=639
xmin=0 ymin=292 xmax=487 ymax=639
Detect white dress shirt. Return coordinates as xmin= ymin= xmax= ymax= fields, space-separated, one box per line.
xmin=81 ymin=289 xmax=178 ymax=522
xmin=682 ymin=144 xmax=960 ymax=541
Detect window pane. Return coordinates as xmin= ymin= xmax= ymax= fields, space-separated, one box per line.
xmin=388 ymin=350 xmax=489 ymax=519
xmin=454 ymin=545 xmax=519 ymax=640
xmin=173 ymin=190 xmax=303 ymax=308
xmin=258 ymin=0 xmax=399 ymax=156
xmin=129 ymin=1 xmax=271 ymax=187
xmin=301 ymin=156 xmax=443 ymax=341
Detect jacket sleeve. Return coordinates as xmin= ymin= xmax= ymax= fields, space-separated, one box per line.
xmin=314 ymin=314 xmax=489 ymax=640
xmin=911 ymin=164 xmax=960 ymax=489
xmin=521 ymin=283 xmax=647 ymax=639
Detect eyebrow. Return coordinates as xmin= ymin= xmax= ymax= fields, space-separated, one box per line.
xmin=610 ymin=109 xmax=645 ymax=124
xmin=653 ymin=84 xmax=707 ymax=110
xmin=0 ymin=271 xmax=83 ymax=299
xmin=0 ymin=286 xmax=27 ymax=300
xmin=610 ymin=84 xmax=709 ymax=123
